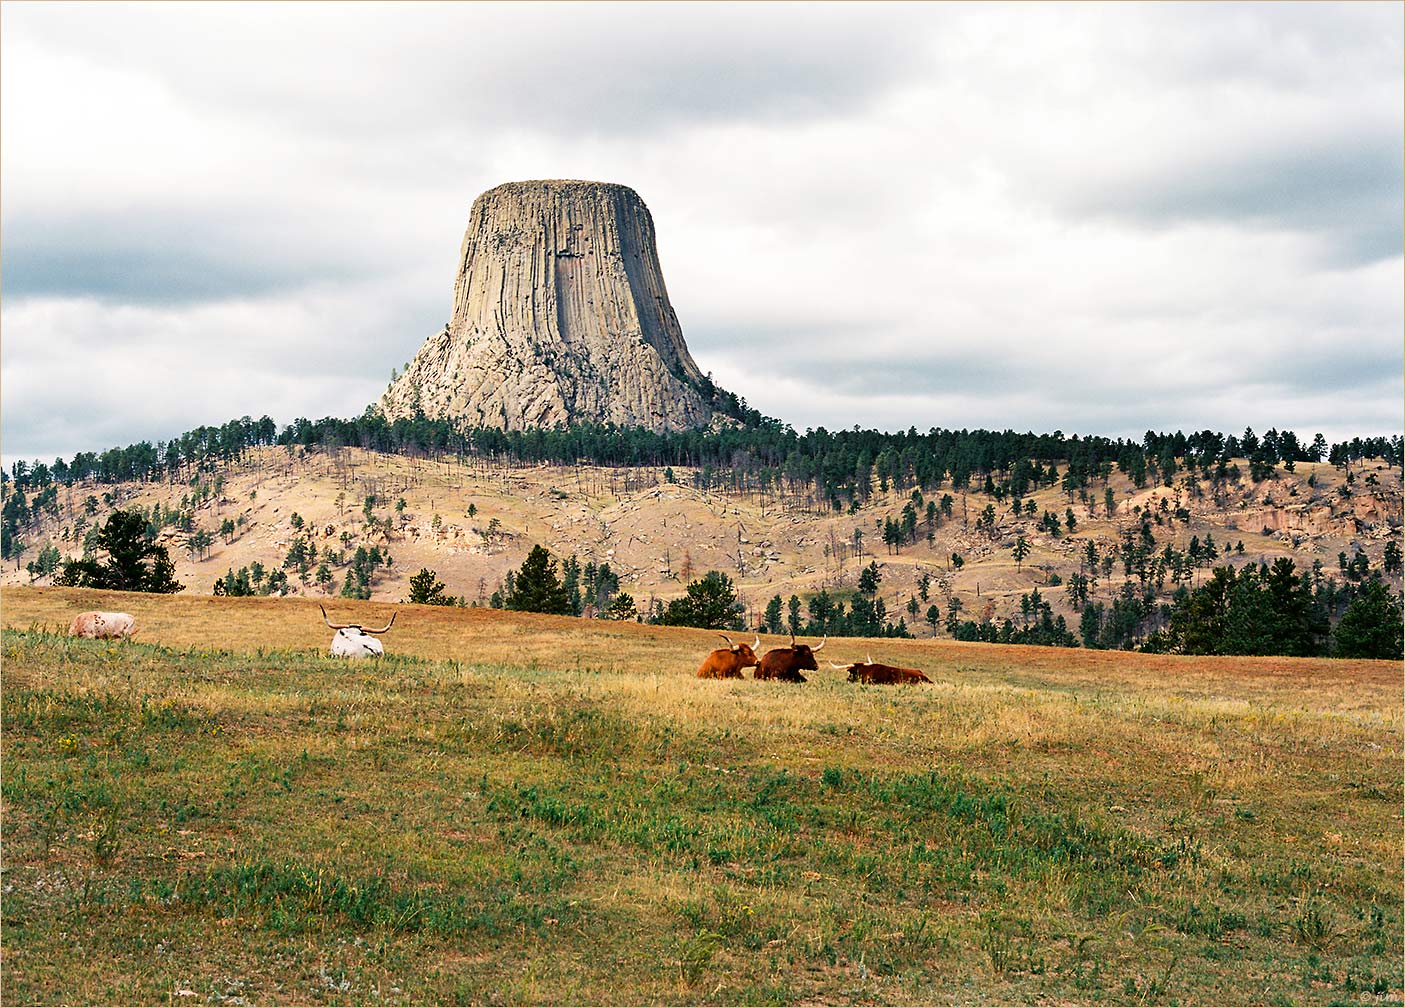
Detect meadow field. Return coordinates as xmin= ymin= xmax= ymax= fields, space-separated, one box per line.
xmin=2 ymin=586 xmax=1401 ymax=1005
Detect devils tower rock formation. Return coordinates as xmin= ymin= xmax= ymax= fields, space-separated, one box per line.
xmin=380 ymin=180 xmax=717 ymax=432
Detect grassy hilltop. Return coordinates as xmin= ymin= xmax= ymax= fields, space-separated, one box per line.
xmin=2 ymin=587 xmax=1401 ymax=1005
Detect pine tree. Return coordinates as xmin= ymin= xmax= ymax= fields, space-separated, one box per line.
xmin=764 ymin=594 xmax=784 ymax=634
xmin=658 ymin=571 xmax=744 ymax=630
xmin=561 ymin=554 xmax=583 ymax=615
xmin=408 ymin=567 xmax=453 ymax=606
xmin=1332 ymin=578 xmax=1404 ymax=659
xmin=858 ymin=561 xmax=882 ymax=595
xmin=54 ymin=510 xmax=183 ymax=593
xmin=504 ymin=545 xmax=573 ymax=615
xmin=1080 ymin=602 xmax=1104 ymax=648
xmin=603 ymin=591 xmax=638 ymax=621
xmin=26 ymin=543 xmax=63 ymax=582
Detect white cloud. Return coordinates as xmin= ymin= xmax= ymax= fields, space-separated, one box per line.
xmin=1 ymin=1 xmax=1400 ymax=469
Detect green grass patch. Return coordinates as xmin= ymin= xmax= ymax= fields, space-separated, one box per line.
xmin=2 ymin=627 xmax=1401 ymax=1005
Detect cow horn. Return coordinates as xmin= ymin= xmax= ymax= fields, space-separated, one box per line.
xmin=320 ymin=604 xmax=352 ymax=631
xmin=829 ymin=662 xmax=850 ymax=670
xmin=752 ymin=635 xmax=760 ymax=650
xmin=718 ymin=632 xmax=739 ymax=652
xmin=812 ymin=636 xmax=826 ymax=652
xmin=362 ymin=612 xmax=397 ymax=635
xmin=867 ymin=652 xmax=873 ymax=664
xmin=789 ymin=631 xmax=796 ymax=646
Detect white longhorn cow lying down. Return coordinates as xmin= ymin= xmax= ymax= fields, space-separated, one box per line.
xmin=320 ymin=605 xmax=396 ymax=658
xmin=69 ymin=611 xmax=137 ymax=639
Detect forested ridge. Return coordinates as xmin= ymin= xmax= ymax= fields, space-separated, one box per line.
xmin=4 ymin=409 xmax=1400 ymax=499
xmin=3 ymin=410 xmax=1401 ymax=658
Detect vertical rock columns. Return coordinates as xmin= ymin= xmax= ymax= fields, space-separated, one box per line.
xmin=380 ymin=180 xmax=715 ymax=432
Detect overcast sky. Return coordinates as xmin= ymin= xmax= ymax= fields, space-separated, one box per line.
xmin=3 ymin=1 xmax=1401 ymax=469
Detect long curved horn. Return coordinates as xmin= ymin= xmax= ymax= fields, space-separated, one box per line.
xmin=717 ymin=633 xmax=735 ymax=645
xmin=812 ymin=636 xmax=826 ymax=652
xmin=829 ymin=662 xmax=852 ymax=669
xmin=751 ymin=635 xmax=761 ymax=651
xmin=789 ymin=631 xmax=796 ymax=646
xmin=320 ymin=604 xmax=352 ymax=631
xmin=867 ymin=652 xmax=873 ymax=664
xmin=362 ymin=612 xmax=397 ymax=635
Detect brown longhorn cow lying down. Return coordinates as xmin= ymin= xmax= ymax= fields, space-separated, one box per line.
xmin=832 ymin=656 xmax=932 ymax=685
xmin=697 ymin=634 xmax=761 ymax=679
xmin=68 ymin=611 xmax=137 ymax=639
xmin=755 ymin=634 xmax=825 ymax=682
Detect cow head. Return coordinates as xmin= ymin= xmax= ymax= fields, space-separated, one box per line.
xmin=830 ymin=659 xmax=865 ymax=682
xmin=321 ymin=605 xmax=397 ymax=658
xmin=786 ymin=632 xmax=825 ymax=672
xmin=718 ymin=633 xmax=761 ymax=667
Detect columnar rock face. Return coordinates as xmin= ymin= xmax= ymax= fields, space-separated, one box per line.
xmin=380 ymin=180 xmax=716 ymax=432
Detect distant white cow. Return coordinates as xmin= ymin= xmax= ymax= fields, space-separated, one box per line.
xmin=320 ymin=605 xmax=396 ymax=658
xmin=69 ymin=611 xmax=137 ymax=639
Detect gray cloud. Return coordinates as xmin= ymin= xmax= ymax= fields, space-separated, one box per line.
xmin=1075 ymin=138 xmax=1404 ymax=266
xmin=9 ymin=3 xmax=918 ymax=142
xmin=1 ymin=2 xmax=1400 ymax=469
xmin=2 ymin=212 xmax=373 ymax=303
xmin=910 ymin=3 xmax=1404 ymax=266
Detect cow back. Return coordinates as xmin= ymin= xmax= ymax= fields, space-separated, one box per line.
xmin=697 ymin=649 xmax=744 ymax=679
xmin=96 ymin=612 xmax=136 ymax=638
xmin=848 ymin=663 xmax=930 ymax=684
xmin=756 ymin=648 xmax=809 ymax=682
xmin=331 ymin=629 xmax=385 ymax=658
xmin=68 ymin=611 xmax=135 ymax=639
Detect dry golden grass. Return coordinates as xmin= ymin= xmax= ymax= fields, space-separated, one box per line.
xmin=2 ymin=585 xmax=1401 ymax=1005
xmin=7 ymin=584 xmax=1397 ymax=699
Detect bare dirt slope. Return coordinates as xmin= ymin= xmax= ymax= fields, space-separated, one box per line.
xmin=4 ymin=446 xmax=1401 ymax=631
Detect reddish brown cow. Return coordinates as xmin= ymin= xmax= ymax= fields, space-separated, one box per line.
xmin=755 ymin=634 xmax=825 ymax=682
xmin=832 ymin=655 xmax=931 ymax=685
xmin=697 ymin=634 xmax=761 ymax=679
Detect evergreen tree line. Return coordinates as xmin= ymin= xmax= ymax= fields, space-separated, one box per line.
xmin=755 ymin=562 xmax=913 ymax=639
xmin=212 ymin=562 xmax=289 ymax=598
xmin=945 ymin=588 xmax=1079 ymax=647
xmin=6 ymin=409 xmax=1400 ymax=504
xmin=932 ymin=549 xmax=1401 ymax=660
xmin=486 ymin=546 xmax=910 ymax=637
xmin=9 ymin=411 xmax=1398 ymax=561
xmin=486 ymin=546 xmax=627 ymax=619
xmin=1138 ymin=558 xmax=1402 ymax=659
xmin=5 ymin=410 xmax=1399 ymax=560
xmin=5 ymin=411 xmax=1400 ymax=659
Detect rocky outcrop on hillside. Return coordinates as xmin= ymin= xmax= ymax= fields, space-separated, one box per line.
xmin=381 ymin=180 xmax=716 ymax=432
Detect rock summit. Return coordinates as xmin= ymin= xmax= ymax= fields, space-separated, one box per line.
xmin=380 ymin=180 xmax=717 ymax=432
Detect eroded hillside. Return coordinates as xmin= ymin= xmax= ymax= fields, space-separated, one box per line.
xmin=4 ymin=446 xmax=1401 ymax=634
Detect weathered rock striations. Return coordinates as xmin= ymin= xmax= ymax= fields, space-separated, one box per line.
xmin=380 ymin=180 xmax=716 ymax=432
